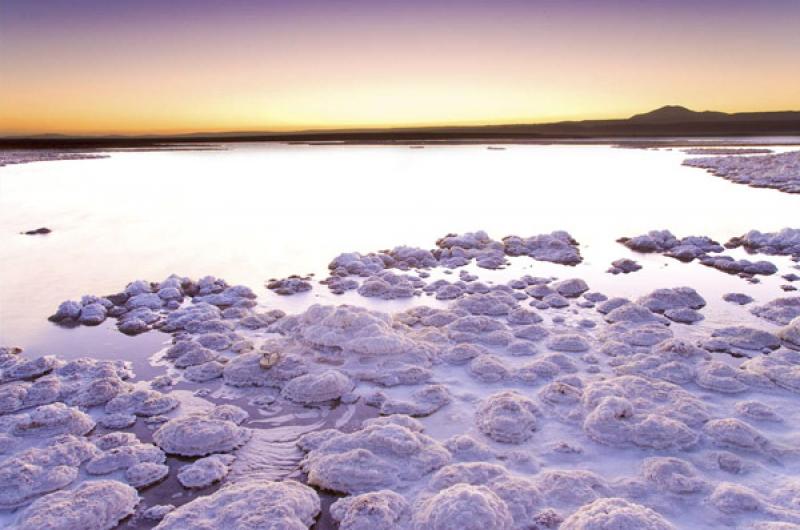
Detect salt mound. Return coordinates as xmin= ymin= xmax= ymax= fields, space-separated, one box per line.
xmin=641 ymin=457 xmax=706 ymax=494
xmin=741 ymin=349 xmax=800 ymax=393
xmin=298 ymin=420 xmax=450 ymax=494
xmin=413 ymin=483 xmax=514 ymax=530
xmin=475 ymin=391 xmax=539 ymax=444
xmin=330 ymin=489 xmax=410 ymax=530
xmin=85 ymin=442 xmax=165 ymax=475
xmin=727 ymin=228 xmax=800 ymax=257
xmin=637 ymin=287 xmax=705 ymax=313
xmin=105 ymin=389 xmax=179 ymax=417
xmin=12 ymin=479 xmax=139 ymax=530
xmin=0 ymin=435 xmax=97 ymax=509
xmin=560 ymin=497 xmax=675 ymax=530
xmin=153 ymin=413 xmax=251 ymax=456
xmin=13 ymin=403 xmax=95 ymax=437
xmin=177 ymin=454 xmax=235 ymax=488
xmin=781 ymin=317 xmax=800 ymax=350
xmin=154 ymin=480 xmax=319 ymax=529
xmin=751 ymin=297 xmax=800 ymax=325
xmin=502 ymin=231 xmax=582 ymax=265
xmin=282 ymin=370 xmax=354 ymax=404
xmin=125 ymin=462 xmax=169 ymax=488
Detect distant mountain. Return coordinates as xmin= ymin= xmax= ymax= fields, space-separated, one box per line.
xmin=2 ymin=106 xmax=800 ymax=148
xmin=629 ymin=105 xmax=729 ymax=123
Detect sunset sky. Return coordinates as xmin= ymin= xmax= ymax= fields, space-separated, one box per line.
xmin=2 ymin=0 xmax=799 ymax=135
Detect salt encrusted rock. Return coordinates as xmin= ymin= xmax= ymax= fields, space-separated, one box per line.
xmin=93 ymin=432 xmax=139 ymax=451
xmin=741 ymin=349 xmax=800 ymax=392
xmin=13 ymin=403 xmax=95 ymax=437
xmin=48 ymin=301 xmax=82 ymax=324
xmin=638 ymin=287 xmax=705 ymax=313
xmin=282 ymin=370 xmax=354 ymax=404
xmin=604 ymin=303 xmax=667 ymax=325
xmin=543 ymin=293 xmax=570 ymax=308
xmin=105 ymin=389 xmax=179 ymax=417
xmin=475 ymin=391 xmax=539 ymax=444
xmin=443 ymin=436 xmax=495 ymax=462
xmin=597 ymin=297 xmax=630 ymax=315
xmin=388 ymin=246 xmax=438 ymax=269
xmin=709 ymin=482 xmax=765 ymax=514
xmin=177 ymin=454 xmax=235 ymax=488
xmin=503 ymin=231 xmax=582 ymax=265
xmin=330 ymin=489 xmax=411 ymax=530
xmin=413 ymin=483 xmax=514 ymax=530
xmin=699 ymin=255 xmax=778 ymax=277
xmin=695 ymin=361 xmax=751 ymax=393
xmin=454 ymin=292 xmax=519 ymax=316
xmin=780 ymin=317 xmax=800 ymax=350
xmin=85 ymin=442 xmax=165 ymax=475
xmin=160 ymin=302 xmax=221 ymax=332
xmin=664 ymin=307 xmax=704 ymax=324
xmin=370 ymin=384 xmax=452 ymax=417
xmin=12 ymin=479 xmax=139 ymax=530
xmin=184 ymin=360 xmax=224 ymax=382
xmin=641 ymin=457 xmax=705 ymax=494
xmin=469 ymin=355 xmax=511 ymax=383
xmin=723 ymin=292 xmax=754 ymax=305
xmin=0 ymin=378 xmax=60 ymax=414
xmin=329 ymin=252 xmax=386 ymax=276
xmin=608 ymin=258 xmax=642 ymax=274
xmin=223 ymin=351 xmax=307 ymax=387
xmin=442 ymin=343 xmax=486 ymax=364
xmin=169 ymin=341 xmax=218 ymax=368
xmin=506 ymin=308 xmax=543 ymax=325
xmin=97 ymin=413 xmax=137 ymax=429
xmin=78 ymin=303 xmax=107 ymax=325
xmin=710 ymin=326 xmax=781 ymax=351
xmin=546 ymin=333 xmax=590 ymax=352
xmin=298 ymin=421 xmax=450 ymax=494
xmin=553 ymin=278 xmax=589 ymax=298
xmin=1 ymin=355 xmax=59 ymax=382
xmin=560 ymin=497 xmax=675 ymax=530
xmin=267 ymin=276 xmax=313 ymax=295
xmin=582 ymin=376 xmax=706 ymax=450
xmin=727 ymin=227 xmax=800 ymax=256
xmin=155 ymin=480 xmax=319 ymax=529
xmin=751 ymin=297 xmax=800 ymax=325
xmin=274 ymin=304 xmax=432 ymax=358
xmin=534 ymin=469 xmax=610 ymax=506
xmin=0 ymin=435 xmax=98 ymax=509
xmin=142 ymin=505 xmax=175 ymax=521
xmin=735 ymin=401 xmax=782 ymax=422
xmin=513 ymin=324 xmax=550 ymax=342
xmin=703 ymin=418 xmax=773 ymax=453
xmin=193 ymin=285 xmax=257 ymax=308
xmin=153 ymin=413 xmax=251 ymax=456
xmin=125 ymin=462 xmax=169 ymax=488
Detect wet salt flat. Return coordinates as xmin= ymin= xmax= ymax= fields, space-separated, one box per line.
xmin=1 ymin=141 xmax=800 ymax=529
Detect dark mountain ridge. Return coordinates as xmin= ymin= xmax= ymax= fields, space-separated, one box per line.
xmin=2 ymin=106 xmax=799 ymax=148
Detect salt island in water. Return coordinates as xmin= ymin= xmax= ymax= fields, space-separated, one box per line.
xmin=2 ymin=146 xmax=800 ymax=530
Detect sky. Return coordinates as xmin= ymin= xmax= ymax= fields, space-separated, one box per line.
xmin=1 ymin=0 xmax=799 ymax=135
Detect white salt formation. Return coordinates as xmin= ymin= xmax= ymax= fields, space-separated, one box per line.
xmin=23 ymin=227 xmax=800 ymax=529
xmin=154 ymin=480 xmax=319 ymax=529
xmin=684 ymin=150 xmax=800 ymax=194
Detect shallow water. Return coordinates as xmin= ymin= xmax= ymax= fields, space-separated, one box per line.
xmin=1 ymin=142 xmax=798 ymax=351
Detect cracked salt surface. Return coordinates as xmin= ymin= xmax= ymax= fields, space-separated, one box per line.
xmin=2 ymin=142 xmax=800 ymax=529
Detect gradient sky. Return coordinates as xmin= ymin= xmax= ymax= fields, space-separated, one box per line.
xmin=1 ymin=0 xmax=799 ymax=135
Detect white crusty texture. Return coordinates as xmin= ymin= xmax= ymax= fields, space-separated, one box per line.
xmin=560 ymin=497 xmax=675 ymax=530
xmin=154 ymin=480 xmax=319 ymax=530
xmin=581 ymin=375 xmax=707 ymax=450
xmin=153 ymin=411 xmax=251 ymax=456
xmin=0 ymin=435 xmax=98 ymax=509
xmin=413 ymin=483 xmax=514 ymax=530
xmin=177 ymin=454 xmax=235 ymax=488
xmin=12 ymin=403 xmax=95 ymax=438
xmin=282 ymin=369 xmax=354 ymax=404
xmin=330 ymin=490 xmax=411 ymax=530
xmin=423 ymin=462 xmax=544 ymax=530
xmin=298 ymin=419 xmax=450 ymax=494
xmin=12 ymin=479 xmax=140 ymax=530
xmin=475 ymin=391 xmax=539 ymax=444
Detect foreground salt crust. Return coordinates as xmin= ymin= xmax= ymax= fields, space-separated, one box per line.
xmin=683 ymin=150 xmax=800 ymax=194
xmin=7 ymin=227 xmax=800 ymax=528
